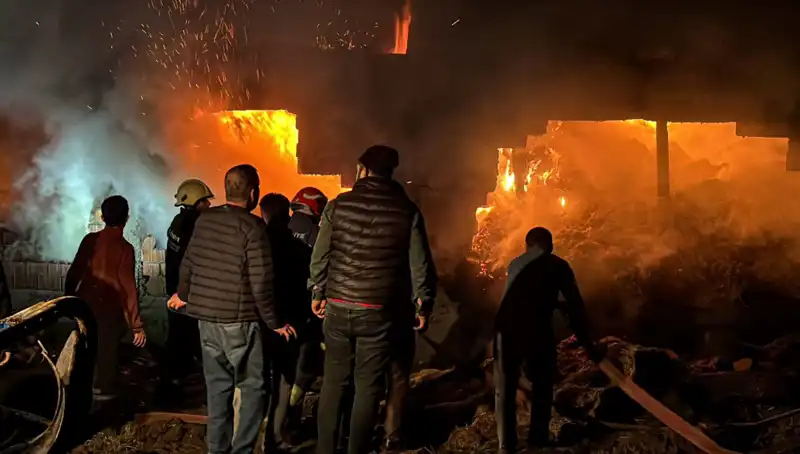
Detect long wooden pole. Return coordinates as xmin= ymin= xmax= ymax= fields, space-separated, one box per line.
xmin=599 ymin=360 xmax=739 ymax=454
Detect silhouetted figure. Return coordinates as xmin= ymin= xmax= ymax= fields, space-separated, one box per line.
xmin=309 ymin=146 xmax=437 ymax=454
xmin=259 ymin=193 xmax=318 ymax=449
xmin=65 ymin=195 xmax=146 ymax=400
xmin=493 ymin=227 xmax=604 ymax=453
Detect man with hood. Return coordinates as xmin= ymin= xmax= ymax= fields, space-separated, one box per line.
xmin=309 ymin=145 xmax=437 ymax=454
xmin=161 ymin=179 xmax=213 ymax=399
xmin=493 ymin=227 xmax=604 ymax=453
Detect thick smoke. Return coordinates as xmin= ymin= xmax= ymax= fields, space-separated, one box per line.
xmin=0 ymin=1 xmax=174 ymax=261
xmin=10 ymin=95 xmax=174 ymax=261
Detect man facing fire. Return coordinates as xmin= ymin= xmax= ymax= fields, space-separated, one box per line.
xmin=160 ymin=179 xmax=214 ymax=401
xmin=260 ymin=193 xmax=315 ymax=450
xmin=287 ymin=187 xmax=328 ymax=410
xmin=169 ymin=165 xmax=294 ymax=454
xmin=493 ymin=227 xmax=604 ymax=453
xmin=309 ymin=145 xmax=437 ymax=454
xmin=289 ymin=186 xmax=328 ymax=248
xmin=65 ymin=195 xmax=146 ymax=400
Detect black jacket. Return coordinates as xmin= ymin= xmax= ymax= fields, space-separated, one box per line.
xmin=288 ymin=212 xmax=320 ymax=249
xmin=266 ymin=223 xmax=312 ymax=328
xmin=177 ymin=205 xmax=279 ymax=328
xmin=308 ymin=177 xmax=437 ymax=311
xmin=495 ymin=252 xmax=593 ymax=351
xmin=165 ymin=208 xmax=202 ymax=296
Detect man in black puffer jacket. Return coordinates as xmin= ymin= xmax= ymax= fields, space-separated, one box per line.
xmin=169 ymin=165 xmax=295 ymax=454
xmin=309 ymin=145 xmax=438 ymax=454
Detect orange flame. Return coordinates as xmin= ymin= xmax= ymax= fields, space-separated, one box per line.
xmin=390 ymin=0 xmax=412 ymax=54
xmin=212 ymin=110 xmax=350 ymax=198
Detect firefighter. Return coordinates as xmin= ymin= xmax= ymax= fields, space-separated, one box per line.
xmin=287 ymin=187 xmax=328 ymax=407
xmin=494 ymin=227 xmax=605 ymax=453
xmin=288 ymin=186 xmax=328 ymax=248
xmin=160 ymin=179 xmax=214 ymax=401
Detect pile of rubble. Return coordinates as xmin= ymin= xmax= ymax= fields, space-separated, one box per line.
xmin=440 ymin=335 xmax=800 ymax=453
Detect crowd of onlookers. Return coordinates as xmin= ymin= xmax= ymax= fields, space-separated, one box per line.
xmin=57 ymin=144 xmax=604 ymax=454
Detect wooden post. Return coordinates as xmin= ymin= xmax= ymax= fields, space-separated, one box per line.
xmin=656 ymin=120 xmax=670 ymax=199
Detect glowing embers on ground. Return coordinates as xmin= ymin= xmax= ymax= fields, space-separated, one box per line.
xmin=212 ymin=110 xmax=349 ymax=196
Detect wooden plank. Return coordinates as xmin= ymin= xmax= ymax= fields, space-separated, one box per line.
xmin=599 ymin=360 xmax=738 ymax=454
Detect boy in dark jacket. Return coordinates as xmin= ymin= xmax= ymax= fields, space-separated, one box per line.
xmin=65 ymin=195 xmax=146 ymax=399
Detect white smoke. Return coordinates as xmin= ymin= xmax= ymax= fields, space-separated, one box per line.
xmin=0 ymin=2 xmax=175 ymax=261
xmin=10 ymin=97 xmax=174 ymax=261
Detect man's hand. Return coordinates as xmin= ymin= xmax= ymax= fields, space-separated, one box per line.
xmin=311 ymin=299 xmax=327 ymax=319
xmin=0 ymin=351 xmax=10 ymax=367
xmin=274 ymin=324 xmax=297 ymax=341
xmin=167 ymin=293 xmax=186 ymax=311
xmin=133 ymin=330 xmax=147 ymax=348
xmin=414 ymin=298 xmax=430 ymax=333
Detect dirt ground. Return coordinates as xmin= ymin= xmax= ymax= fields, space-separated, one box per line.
xmin=51 ymin=332 xmax=800 ymax=454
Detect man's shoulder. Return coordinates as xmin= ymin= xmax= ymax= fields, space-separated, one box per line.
xmin=197 ymin=206 xmax=261 ymax=226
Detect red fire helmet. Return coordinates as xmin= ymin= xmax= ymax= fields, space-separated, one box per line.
xmin=290 ymin=187 xmax=328 ymax=217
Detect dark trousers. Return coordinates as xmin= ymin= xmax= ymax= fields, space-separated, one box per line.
xmin=164 ymin=310 xmax=201 ymax=383
xmin=266 ymin=336 xmax=299 ymax=447
xmin=317 ymin=304 xmax=392 ymax=454
xmin=94 ymin=309 xmax=126 ymax=394
xmin=296 ymin=317 xmax=324 ymax=391
xmin=494 ymin=331 xmax=557 ymax=452
xmin=267 ymin=319 xmax=325 ymax=446
xmin=199 ymin=320 xmax=266 ymax=454
xmin=385 ymin=326 xmax=415 ymax=441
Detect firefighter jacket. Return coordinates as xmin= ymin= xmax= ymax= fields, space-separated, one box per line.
xmin=165 ymin=208 xmax=202 ymax=296
xmin=288 ymin=211 xmax=320 ymax=249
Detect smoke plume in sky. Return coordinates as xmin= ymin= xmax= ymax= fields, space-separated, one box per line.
xmin=0 ymin=0 xmax=174 ymax=261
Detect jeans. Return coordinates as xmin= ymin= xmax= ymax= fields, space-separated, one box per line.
xmin=317 ymin=303 xmax=393 ymax=454
xmin=493 ymin=331 xmax=557 ymax=452
xmin=199 ymin=320 xmax=266 ymax=454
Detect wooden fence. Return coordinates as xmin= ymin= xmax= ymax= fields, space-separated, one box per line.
xmin=2 ymin=237 xmax=167 ymax=295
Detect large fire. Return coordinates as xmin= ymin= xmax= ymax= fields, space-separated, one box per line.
xmin=469 ymin=120 xmax=790 ymax=278
xmin=178 ymin=110 xmax=348 ymax=209
xmin=471 ymin=141 xmax=565 ymax=276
